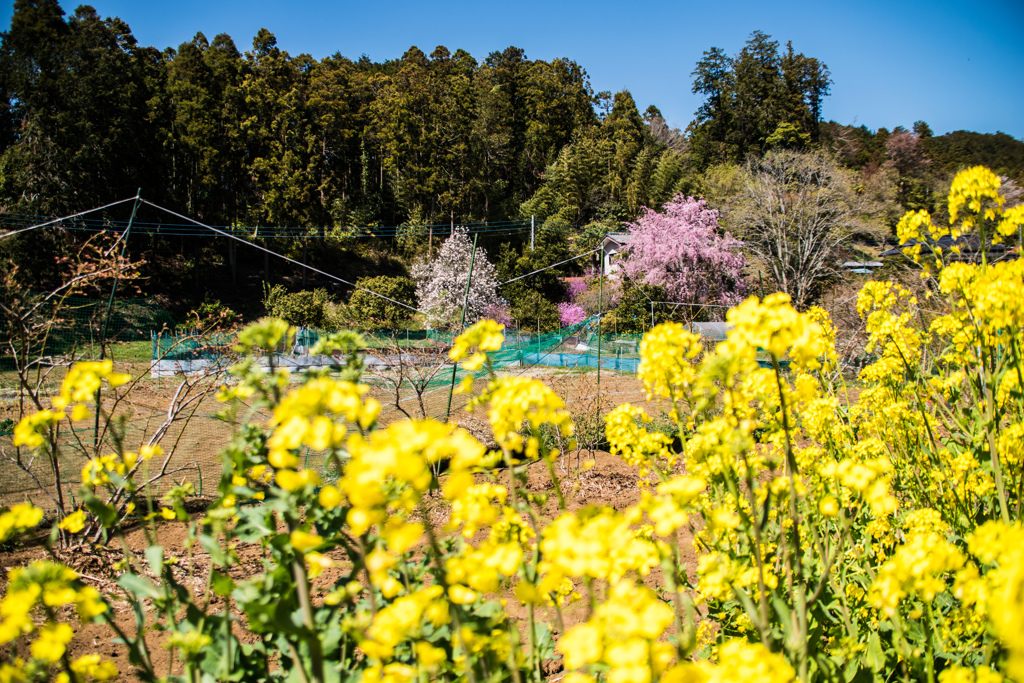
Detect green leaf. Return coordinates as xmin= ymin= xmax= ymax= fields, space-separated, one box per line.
xmin=84 ymin=493 xmax=118 ymax=527
xmin=864 ymin=631 xmax=886 ymax=673
xmin=118 ymin=573 xmax=162 ymax=601
xmin=200 ymin=533 xmax=229 ymax=565
xmin=211 ymin=570 xmax=235 ymax=597
xmin=146 ymin=545 xmax=165 ymax=575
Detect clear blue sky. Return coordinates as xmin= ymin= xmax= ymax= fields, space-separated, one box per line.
xmin=4 ymin=0 xmax=1023 ymax=140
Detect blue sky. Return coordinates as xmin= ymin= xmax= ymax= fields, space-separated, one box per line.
xmin=4 ymin=0 xmax=1023 ymax=139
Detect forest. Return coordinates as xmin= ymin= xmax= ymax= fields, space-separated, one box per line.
xmin=1 ymin=0 xmax=1023 ymax=328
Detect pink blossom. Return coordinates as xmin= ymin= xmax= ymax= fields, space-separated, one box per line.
xmin=556 ymin=302 xmax=588 ymax=326
xmin=483 ymin=304 xmax=513 ymax=328
xmin=564 ymin=278 xmax=588 ymax=302
xmin=622 ymin=195 xmax=747 ymax=307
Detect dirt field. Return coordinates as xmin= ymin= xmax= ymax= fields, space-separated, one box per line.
xmin=0 ymin=359 xmax=686 ymax=679
xmin=0 ymin=361 xmax=658 ymax=510
xmin=0 ymin=444 xmax=692 ymax=681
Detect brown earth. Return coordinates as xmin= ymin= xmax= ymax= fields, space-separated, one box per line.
xmin=0 ymin=442 xmax=692 ymax=681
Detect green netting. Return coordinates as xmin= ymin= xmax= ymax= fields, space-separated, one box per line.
xmin=151 ymin=319 xmax=644 ymax=376
xmin=1 ymin=295 xmax=175 ymax=367
xmin=2 ymin=316 xmax=654 ymax=507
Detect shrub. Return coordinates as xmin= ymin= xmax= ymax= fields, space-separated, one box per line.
xmin=177 ymin=295 xmax=240 ymax=331
xmin=603 ymin=281 xmax=679 ymax=333
xmin=345 ymin=275 xmax=417 ymax=329
xmin=510 ymin=290 xmax=561 ymax=332
xmin=556 ymin=302 xmax=587 ymax=326
xmin=263 ymin=283 xmax=334 ymax=328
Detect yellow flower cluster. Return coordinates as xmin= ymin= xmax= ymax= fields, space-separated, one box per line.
xmin=936 ymin=260 xmax=1024 ymax=348
xmin=724 ymin=293 xmax=828 ymax=370
xmin=637 ymin=322 xmax=702 ymax=414
xmin=959 ymin=522 xmax=1024 ymax=680
xmin=13 ymin=361 xmax=131 ymax=449
xmin=696 ymin=551 xmax=777 ymax=604
xmin=948 ymin=166 xmax=1002 ymax=228
xmin=604 ymin=404 xmax=674 ymax=476
xmin=81 ymin=444 xmax=162 ymax=489
xmin=820 ymin=441 xmax=897 ymax=517
xmin=446 ymin=512 xmax=524 ymax=597
xmin=869 ymin=526 xmax=965 ymax=617
xmin=267 ymin=378 xmax=380 ymax=469
xmin=449 ymin=319 xmax=505 ymax=371
xmin=702 ymin=639 xmax=796 ymax=683
xmin=0 ymin=503 xmax=43 ymax=543
xmin=340 ymin=419 xmax=485 ymax=536
xmin=896 ymin=166 xmax=1020 ymax=273
xmin=638 ymin=474 xmax=706 ymax=536
xmin=539 ymin=507 xmax=658 ymax=584
xmin=557 ymin=581 xmax=675 ymax=683
xmin=484 ymin=377 xmax=573 ymax=459
xmin=360 ymin=585 xmax=450 ymax=660
xmin=0 ymin=561 xmax=114 ymax=679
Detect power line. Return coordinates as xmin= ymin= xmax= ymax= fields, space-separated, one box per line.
xmin=499 ymin=247 xmax=602 ymax=286
xmin=138 ymin=199 xmax=430 ymax=317
xmin=0 ymin=196 xmax=139 ymax=241
xmin=0 ymin=211 xmax=580 ymax=239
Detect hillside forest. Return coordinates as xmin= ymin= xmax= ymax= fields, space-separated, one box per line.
xmin=1 ymin=0 xmax=1023 ymax=332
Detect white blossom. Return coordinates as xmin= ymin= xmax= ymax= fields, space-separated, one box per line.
xmin=412 ymin=227 xmax=505 ymax=329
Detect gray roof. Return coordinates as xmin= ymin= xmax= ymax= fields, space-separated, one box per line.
xmin=604 ymin=232 xmax=631 ymax=244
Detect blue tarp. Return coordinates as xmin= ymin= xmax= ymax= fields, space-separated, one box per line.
xmin=520 ymin=352 xmax=639 ymax=373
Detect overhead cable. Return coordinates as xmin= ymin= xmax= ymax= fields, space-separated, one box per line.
xmin=139 ymin=199 xmax=429 ymax=316
xmin=0 ymin=196 xmax=139 ymax=241
xmin=499 ymin=247 xmax=602 ymax=286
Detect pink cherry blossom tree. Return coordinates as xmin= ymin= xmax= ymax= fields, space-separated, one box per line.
xmin=621 ymin=195 xmax=747 ymax=311
xmin=556 ymin=302 xmax=587 ymax=326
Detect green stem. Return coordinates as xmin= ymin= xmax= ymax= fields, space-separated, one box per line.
xmin=924 ymin=603 xmax=937 ymax=683
xmin=771 ymin=354 xmax=809 ymax=682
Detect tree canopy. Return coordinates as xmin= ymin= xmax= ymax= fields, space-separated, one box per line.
xmin=1 ymin=3 xmax=1022 ymax=318
xmin=621 ymin=195 xmax=747 ymax=314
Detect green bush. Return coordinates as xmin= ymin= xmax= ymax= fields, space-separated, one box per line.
xmin=510 ymin=289 xmax=561 ymax=333
xmin=177 ymin=295 xmax=240 ymax=331
xmin=263 ymin=283 xmax=334 ymax=328
xmin=344 ymin=276 xmax=417 ymax=329
xmin=603 ymin=281 xmax=679 ymax=333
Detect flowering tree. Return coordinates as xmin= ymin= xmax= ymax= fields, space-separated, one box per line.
xmin=411 ymin=227 xmax=504 ymax=328
xmin=621 ymin=195 xmax=747 ymax=310
xmin=556 ymin=302 xmax=587 ymax=326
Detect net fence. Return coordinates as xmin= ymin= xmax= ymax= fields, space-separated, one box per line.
xmin=1 ymin=309 xmax=659 ymax=510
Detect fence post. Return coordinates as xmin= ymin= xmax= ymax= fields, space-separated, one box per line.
xmin=96 ymin=189 xmax=142 ymax=447
xmin=445 ymin=232 xmax=478 ymax=421
xmin=596 ymin=254 xmax=603 ymax=417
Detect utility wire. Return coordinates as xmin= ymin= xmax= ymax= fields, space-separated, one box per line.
xmin=499 ymin=247 xmax=602 ymax=286
xmin=0 ymin=211 xmax=580 ymax=238
xmin=0 ymin=196 xmax=139 ymax=241
xmin=139 ymin=199 xmax=430 ymax=316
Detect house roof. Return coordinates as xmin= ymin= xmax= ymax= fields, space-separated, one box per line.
xmin=603 ymin=232 xmax=630 ymax=245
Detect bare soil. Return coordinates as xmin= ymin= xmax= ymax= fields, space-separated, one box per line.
xmin=0 ymin=441 xmax=693 ymax=681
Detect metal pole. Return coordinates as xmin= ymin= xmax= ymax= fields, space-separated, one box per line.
xmin=530 ymin=215 xmax=535 ymax=251
xmin=651 ymin=301 xmax=655 ymax=330
xmin=96 ymin=188 xmax=142 ymax=446
xmin=596 ymin=252 xmax=603 ymax=410
xmin=446 ymin=232 xmax=478 ymax=421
